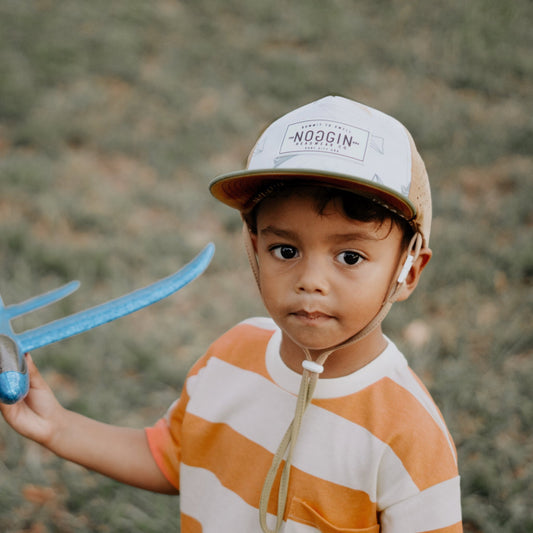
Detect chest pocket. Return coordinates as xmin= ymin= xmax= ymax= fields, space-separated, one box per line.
xmin=287 ymin=498 xmax=380 ymax=533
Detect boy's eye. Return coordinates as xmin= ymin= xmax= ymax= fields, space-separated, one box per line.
xmin=271 ymin=245 xmax=298 ymax=260
xmin=337 ymin=250 xmax=363 ymax=266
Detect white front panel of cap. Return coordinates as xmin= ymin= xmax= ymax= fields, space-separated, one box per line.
xmin=248 ymin=97 xmax=412 ymax=198
xmin=280 ymin=120 xmax=370 ymax=162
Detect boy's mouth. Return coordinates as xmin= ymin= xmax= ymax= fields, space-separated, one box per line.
xmin=290 ymin=309 xmax=333 ymax=323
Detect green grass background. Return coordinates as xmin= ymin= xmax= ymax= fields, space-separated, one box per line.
xmin=0 ymin=1 xmax=531 ymax=531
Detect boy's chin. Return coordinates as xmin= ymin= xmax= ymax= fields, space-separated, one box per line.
xmin=280 ymin=328 xmax=345 ymax=356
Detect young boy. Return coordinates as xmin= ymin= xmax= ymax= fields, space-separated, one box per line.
xmin=0 ymin=96 xmax=462 ymax=532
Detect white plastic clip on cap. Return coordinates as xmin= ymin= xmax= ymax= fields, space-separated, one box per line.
xmin=397 ymin=255 xmax=415 ymax=284
xmin=302 ymin=360 xmax=324 ymax=374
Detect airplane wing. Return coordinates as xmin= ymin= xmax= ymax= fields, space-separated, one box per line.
xmin=3 ymin=281 xmax=80 ymax=321
xmin=16 ymin=243 xmax=214 ymax=354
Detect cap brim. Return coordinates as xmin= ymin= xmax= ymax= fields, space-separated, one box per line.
xmin=210 ymin=169 xmax=416 ymax=221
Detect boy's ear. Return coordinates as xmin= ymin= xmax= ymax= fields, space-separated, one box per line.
xmin=394 ymin=247 xmax=432 ymax=302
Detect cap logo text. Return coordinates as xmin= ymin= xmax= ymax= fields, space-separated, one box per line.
xmin=280 ymin=120 xmax=369 ymax=161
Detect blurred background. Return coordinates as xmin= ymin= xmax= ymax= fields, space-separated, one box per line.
xmin=0 ymin=1 xmax=531 ymax=531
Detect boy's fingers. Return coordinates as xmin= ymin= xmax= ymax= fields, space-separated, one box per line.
xmin=25 ymin=353 xmax=49 ymax=391
xmin=26 ymin=353 xmax=39 ymax=379
xmin=26 ymin=352 xmax=36 ymax=372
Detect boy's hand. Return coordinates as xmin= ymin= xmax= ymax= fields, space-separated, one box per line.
xmin=1 ymin=353 xmax=177 ymax=494
xmin=0 ymin=353 xmax=64 ymax=446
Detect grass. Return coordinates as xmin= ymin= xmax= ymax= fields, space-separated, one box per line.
xmin=0 ymin=0 xmax=531 ymax=531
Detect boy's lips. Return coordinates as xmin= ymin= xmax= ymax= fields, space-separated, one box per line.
xmin=290 ymin=309 xmax=334 ymax=323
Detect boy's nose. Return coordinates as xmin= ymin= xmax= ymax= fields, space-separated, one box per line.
xmin=295 ymin=258 xmax=329 ymax=295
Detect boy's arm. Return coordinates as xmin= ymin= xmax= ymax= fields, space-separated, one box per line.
xmin=0 ymin=354 xmax=177 ymax=494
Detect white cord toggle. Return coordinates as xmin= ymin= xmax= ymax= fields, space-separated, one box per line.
xmin=302 ymin=360 xmax=324 ymax=374
xmin=397 ymin=254 xmax=415 ymax=284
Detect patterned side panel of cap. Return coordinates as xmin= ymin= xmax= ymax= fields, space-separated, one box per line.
xmin=405 ymin=129 xmax=432 ymax=246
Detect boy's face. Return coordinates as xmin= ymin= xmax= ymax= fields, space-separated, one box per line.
xmin=251 ymin=191 xmax=409 ymax=365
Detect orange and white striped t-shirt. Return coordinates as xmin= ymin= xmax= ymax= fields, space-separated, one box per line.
xmin=146 ymin=318 xmax=462 ymax=532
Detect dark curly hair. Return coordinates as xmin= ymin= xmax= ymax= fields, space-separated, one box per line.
xmin=243 ymin=181 xmax=414 ymax=251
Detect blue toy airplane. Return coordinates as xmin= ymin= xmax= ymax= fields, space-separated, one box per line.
xmin=0 ymin=243 xmax=214 ymax=404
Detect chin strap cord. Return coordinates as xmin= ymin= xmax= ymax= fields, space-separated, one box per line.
xmin=259 ymin=348 xmax=330 ymax=533
xmin=252 ymin=228 xmax=423 ymax=533
xmin=257 ymin=296 xmax=395 ymax=533
xmin=243 ymin=222 xmax=261 ymax=288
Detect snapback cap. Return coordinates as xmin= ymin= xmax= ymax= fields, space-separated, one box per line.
xmin=210 ymin=95 xmax=432 ymax=245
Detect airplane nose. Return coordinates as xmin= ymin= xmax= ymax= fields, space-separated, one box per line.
xmin=0 ymin=371 xmax=28 ymax=404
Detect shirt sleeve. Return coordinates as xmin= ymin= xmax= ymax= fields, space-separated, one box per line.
xmin=380 ymin=476 xmax=462 ymax=532
xmin=145 ymin=387 xmax=190 ymax=491
xmin=144 ymin=348 xmax=212 ymax=491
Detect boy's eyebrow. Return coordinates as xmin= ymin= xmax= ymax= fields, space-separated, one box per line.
xmin=259 ymin=225 xmax=381 ymax=242
xmin=259 ymin=226 xmax=298 ymax=239
xmin=330 ymin=231 xmax=382 ymax=242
